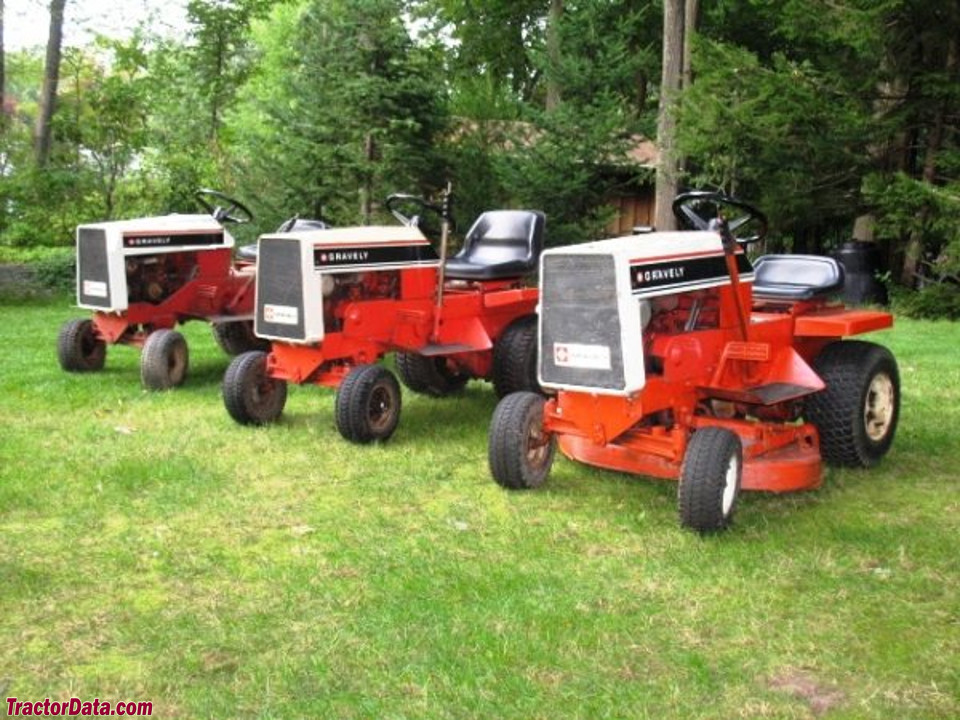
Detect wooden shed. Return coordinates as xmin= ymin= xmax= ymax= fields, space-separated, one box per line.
xmin=604 ymin=137 xmax=658 ymax=237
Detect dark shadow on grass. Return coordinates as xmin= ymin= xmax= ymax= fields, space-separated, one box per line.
xmin=534 ymin=456 xmax=839 ymax=538
xmin=385 ymin=383 xmax=500 ymax=446
xmin=178 ymin=357 xmax=234 ymax=391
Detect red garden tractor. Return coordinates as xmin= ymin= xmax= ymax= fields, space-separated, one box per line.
xmin=222 ymin=190 xmax=545 ymax=442
xmin=57 ymin=189 xmax=327 ymax=390
xmin=488 ymin=191 xmax=900 ymax=533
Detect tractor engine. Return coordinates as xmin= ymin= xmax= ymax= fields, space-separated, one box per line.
xmin=125 ymin=252 xmax=198 ymax=304
xmin=323 ymin=271 xmax=399 ymax=332
xmin=643 ymin=289 xmax=720 ymax=336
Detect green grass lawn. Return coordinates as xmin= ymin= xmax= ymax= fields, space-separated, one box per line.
xmin=1 ymin=297 xmax=957 ymax=719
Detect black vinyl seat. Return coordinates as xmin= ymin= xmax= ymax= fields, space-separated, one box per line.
xmin=277 ymin=218 xmax=330 ymax=234
xmin=444 ymin=210 xmax=546 ymax=281
xmin=236 ymin=219 xmax=330 ymax=261
xmin=752 ymin=254 xmax=845 ymax=301
xmin=236 ymin=245 xmax=259 ymax=261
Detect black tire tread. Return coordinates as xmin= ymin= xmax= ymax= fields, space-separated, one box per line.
xmin=211 ymin=320 xmax=269 ymax=356
xmin=488 ymin=391 xmax=555 ymax=489
xmin=335 ymin=365 xmax=402 ymax=444
xmin=492 ymin=315 xmax=540 ymax=398
xmin=222 ymin=350 xmax=287 ymax=425
xmin=57 ymin=318 xmax=106 ymax=372
xmin=140 ymin=329 xmax=189 ymax=390
xmin=804 ymin=341 xmax=900 ymax=468
xmin=395 ymin=352 xmax=469 ymax=397
xmin=678 ymin=427 xmax=742 ymax=534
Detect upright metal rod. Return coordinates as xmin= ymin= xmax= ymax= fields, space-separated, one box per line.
xmin=432 ymin=182 xmax=453 ymax=342
xmin=718 ymin=216 xmax=751 ymax=341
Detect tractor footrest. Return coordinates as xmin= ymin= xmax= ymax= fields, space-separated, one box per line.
xmin=205 ymin=313 xmax=255 ymax=323
xmin=419 ymin=343 xmax=476 ymax=356
xmin=703 ymin=382 xmax=817 ymax=406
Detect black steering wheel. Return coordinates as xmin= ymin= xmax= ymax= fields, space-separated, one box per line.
xmin=672 ymin=190 xmax=768 ymax=245
xmin=194 ymin=189 xmax=254 ymax=225
xmin=385 ymin=193 xmax=448 ymax=229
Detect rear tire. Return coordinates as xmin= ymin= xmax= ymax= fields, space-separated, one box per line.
xmin=223 ymin=350 xmax=287 ymax=425
xmin=57 ymin=318 xmax=106 ymax=372
xmin=211 ymin=320 xmax=269 ymax=356
xmin=804 ymin=341 xmax=900 ymax=467
xmin=395 ymin=353 xmax=469 ymax=397
xmin=678 ymin=427 xmax=742 ymax=534
xmin=140 ymin=329 xmax=189 ymax=390
xmin=488 ymin=391 xmax=555 ymax=489
xmin=492 ymin=314 xmax=540 ymax=398
xmin=335 ymin=365 xmax=402 ymax=443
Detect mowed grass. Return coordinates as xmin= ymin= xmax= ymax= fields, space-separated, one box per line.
xmin=0 ymin=297 xmax=957 ymax=719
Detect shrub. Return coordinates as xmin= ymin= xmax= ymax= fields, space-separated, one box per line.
xmin=894 ymin=282 xmax=960 ymax=321
xmin=32 ymin=250 xmax=76 ymax=295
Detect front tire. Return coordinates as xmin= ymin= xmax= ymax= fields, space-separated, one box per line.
xmin=488 ymin=391 xmax=556 ymax=489
xmin=678 ymin=427 xmax=743 ymax=534
xmin=57 ymin=318 xmax=106 ymax=372
xmin=211 ymin=320 xmax=269 ymax=356
xmin=492 ymin=315 xmax=540 ymax=398
xmin=804 ymin=341 xmax=900 ymax=467
xmin=222 ymin=350 xmax=287 ymax=425
xmin=395 ymin=353 xmax=469 ymax=397
xmin=335 ymin=365 xmax=402 ymax=443
xmin=140 ymin=329 xmax=188 ymax=390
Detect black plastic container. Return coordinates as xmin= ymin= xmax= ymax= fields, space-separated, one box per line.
xmin=836 ymin=241 xmax=888 ymax=305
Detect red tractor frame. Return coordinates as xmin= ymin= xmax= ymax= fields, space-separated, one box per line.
xmin=57 ymin=190 xmax=326 ymax=390
xmin=223 ymin=190 xmax=545 ymax=442
xmin=488 ymin=191 xmax=900 ymax=533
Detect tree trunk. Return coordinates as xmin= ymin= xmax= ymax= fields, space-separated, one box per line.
xmin=682 ymin=0 xmax=699 ymax=89
xmin=900 ymin=33 xmax=956 ymax=286
xmin=545 ymin=0 xmax=563 ymax=111
xmin=211 ymin=27 xmax=224 ymax=146
xmin=900 ymin=110 xmax=944 ymax=285
xmin=360 ymin=132 xmax=374 ymax=225
xmin=634 ymin=71 xmax=647 ymax=116
xmin=1 ymin=0 xmax=6 ymax=115
xmin=654 ymin=0 xmax=684 ymax=231
xmin=35 ymin=0 xmax=67 ymax=168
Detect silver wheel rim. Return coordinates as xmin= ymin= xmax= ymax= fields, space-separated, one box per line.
xmin=721 ymin=453 xmax=739 ymax=516
xmin=864 ymin=372 xmax=895 ymax=442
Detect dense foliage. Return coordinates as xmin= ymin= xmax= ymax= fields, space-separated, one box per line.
xmin=1 ymin=0 xmax=957 ymax=307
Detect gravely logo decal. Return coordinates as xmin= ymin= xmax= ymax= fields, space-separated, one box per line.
xmin=630 ymin=254 xmax=752 ymax=294
xmin=635 ymin=265 xmax=686 ymax=284
xmin=313 ymin=244 xmax=440 ymax=268
xmin=123 ymin=232 xmax=224 ymax=249
xmin=318 ymin=250 xmax=370 ymax=263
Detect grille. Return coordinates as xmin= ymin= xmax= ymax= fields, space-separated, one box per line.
xmin=540 ymin=254 xmax=626 ymax=390
xmin=77 ymin=228 xmax=111 ymax=308
xmin=255 ymin=238 xmax=306 ymax=340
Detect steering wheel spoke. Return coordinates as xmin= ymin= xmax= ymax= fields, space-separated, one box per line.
xmin=672 ymin=190 xmax=768 ymax=245
xmin=195 ymin=189 xmax=254 ymax=225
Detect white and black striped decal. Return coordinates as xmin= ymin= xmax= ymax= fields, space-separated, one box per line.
xmin=123 ymin=232 xmax=225 ymax=249
xmin=313 ymin=244 xmax=439 ymax=269
xmin=630 ymin=252 xmax=753 ymax=295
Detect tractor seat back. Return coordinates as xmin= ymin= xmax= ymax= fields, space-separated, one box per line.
xmin=444 ymin=210 xmax=546 ymax=281
xmin=752 ymin=254 xmax=845 ymax=301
